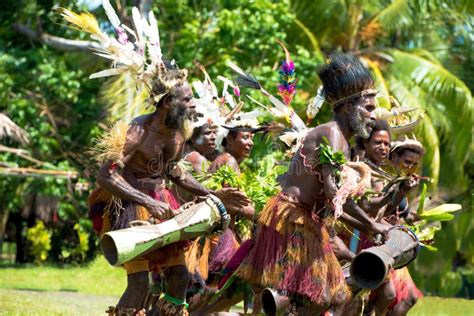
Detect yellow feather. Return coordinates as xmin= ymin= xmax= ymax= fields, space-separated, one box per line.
xmin=58 ymin=8 xmax=102 ymax=36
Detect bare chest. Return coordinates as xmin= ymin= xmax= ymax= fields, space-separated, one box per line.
xmin=126 ymin=132 xmax=185 ymax=177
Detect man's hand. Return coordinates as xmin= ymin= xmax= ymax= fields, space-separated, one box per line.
xmin=145 ymin=199 xmax=177 ymax=221
xmin=404 ymin=211 xmax=420 ymax=225
xmin=370 ymin=221 xmax=391 ymax=238
xmin=241 ymin=204 xmax=255 ymax=219
xmin=214 ymin=187 xmax=251 ymax=211
xmin=399 ymin=175 xmax=420 ymax=194
xmin=227 ymin=204 xmax=255 ymax=220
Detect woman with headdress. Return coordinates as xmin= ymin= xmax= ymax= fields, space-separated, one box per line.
xmin=346 ymin=133 xmax=424 ymax=315
xmin=344 ymin=119 xmax=400 ymax=315
xmin=384 ymin=138 xmax=425 ymax=315
xmin=206 ymin=118 xmax=259 ymax=278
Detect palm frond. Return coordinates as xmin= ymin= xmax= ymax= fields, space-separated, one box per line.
xmin=292 ymin=18 xmax=322 ymax=56
xmin=290 ymin=0 xmax=348 ymax=47
xmin=387 ymin=76 xmax=440 ymax=186
xmin=370 ymin=0 xmax=414 ymax=32
xmin=387 ymin=49 xmax=472 ymax=165
xmin=363 ymin=57 xmax=390 ymax=108
xmin=416 ymin=116 xmax=441 ymax=187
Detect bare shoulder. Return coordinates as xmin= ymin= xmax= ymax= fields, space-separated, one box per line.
xmin=123 ymin=114 xmax=151 ymax=157
xmin=185 ymin=151 xmax=206 ymax=165
xmin=305 ymin=121 xmax=344 ymax=150
xmin=130 ymin=113 xmax=152 ymax=126
xmin=216 ymin=153 xmax=238 ymax=165
xmin=185 ymin=151 xmax=209 ymax=174
xmin=208 ymin=153 xmax=239 ymax=173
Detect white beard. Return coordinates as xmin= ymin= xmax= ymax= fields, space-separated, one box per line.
xmin=182 ymin=119 xmax=194 ymax=141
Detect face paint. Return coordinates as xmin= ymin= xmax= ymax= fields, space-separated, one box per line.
xmin=350 ymin=106 xmax=371 ymax=139
xmin=195 ymin=135 xmax=205 ymax=145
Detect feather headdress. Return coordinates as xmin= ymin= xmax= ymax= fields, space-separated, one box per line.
xmin=374 ymin=96 xmax=423 ymax=135
xmin=59 ymin=0 xmax=187 ymax=102
xmin=306 ymin=85 xmax=325 ymax=123
xmin=277 ymin=41 xmax=297 ymax=107
xmin=192 ymin=66 xmax=262 ymax=149
xmin=192 ymin=66 xmax=225 ymax=130
xmin=226 ymin=58 xmax=306 ymax=132
xmin=391 ymin=136 xmax=425 ymax=156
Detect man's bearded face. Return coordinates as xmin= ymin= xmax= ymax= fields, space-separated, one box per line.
xmin=164 ymin=84 xmax=195 ymax=140
xmin=164 ymin=103 xmax=194 ymax=140
xmin=349 ymin=97 xmax=376 ymax=139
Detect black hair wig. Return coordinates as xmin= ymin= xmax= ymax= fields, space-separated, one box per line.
xmin=317 ymin=53 xmax=374 ymax=106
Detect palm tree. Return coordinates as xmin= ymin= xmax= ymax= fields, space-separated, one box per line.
xmin=289 ymin=0 xmax=473 ymax=191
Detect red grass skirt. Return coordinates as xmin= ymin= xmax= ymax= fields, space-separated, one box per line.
xmin=235 ymin=192 xmax=349 ymax=307
xmin=388 ymin=267 xmax=423 ymax=309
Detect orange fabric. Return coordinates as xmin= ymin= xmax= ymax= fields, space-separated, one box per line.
xmin=124 ymin=258 xmax=150 ymax=274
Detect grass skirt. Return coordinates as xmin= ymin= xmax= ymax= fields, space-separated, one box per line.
xmin=236 ymin=192 xmax=349 ymax=307
xmin=88 ymin=187 xmax=189 ymax=270
xmin=388 ymin=267 xmax=423 ymax=309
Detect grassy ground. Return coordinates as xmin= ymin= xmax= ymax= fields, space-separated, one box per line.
xmin=0 ymin=256 xmax=125 ymax=297
xmin=1 ymin=256 xmax=473 ymax=315
xmin=409 ymin=297 xmax=474 ymax=315
xmin=0 ymin=289 xmax=117 ymax=316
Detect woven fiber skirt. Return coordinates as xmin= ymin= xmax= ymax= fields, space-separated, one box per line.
xmin=236 ymin=192 xmax=349 ymax=307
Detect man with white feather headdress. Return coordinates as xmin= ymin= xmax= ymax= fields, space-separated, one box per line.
xmin=60 ymin=2 xmax=250 ymax=315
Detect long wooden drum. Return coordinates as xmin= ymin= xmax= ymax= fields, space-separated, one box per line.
xmin=101 ymin=194 xmax=229 ymax=266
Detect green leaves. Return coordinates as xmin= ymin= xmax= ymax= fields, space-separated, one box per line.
xmin=417 ymin=182 xmax=428 ymax=215
xmin=318 ymin=137 xmax=347 ymax=166
xmin=26 ymin=220 xmax=52 ymax=264
xmin=386 ymin=49 xmax=472 ymax=188
xmin=419 ymin=203 xmax=462 ymax=221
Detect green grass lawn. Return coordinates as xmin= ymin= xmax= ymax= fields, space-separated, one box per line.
xmin=0 ymin=256 xmax=125 ymax=296
xmin=1 ymin=257 xmax=473 ymax=315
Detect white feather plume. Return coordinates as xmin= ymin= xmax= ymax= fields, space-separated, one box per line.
xmin=102 ymin=0 xmax=121 ymax=28
xmin=132 ymin=7 xmax=145 ymax=48
xmin=307 ymin=86 xmax=325 ymax=120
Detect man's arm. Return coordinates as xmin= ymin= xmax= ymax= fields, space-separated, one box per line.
xmin=320 ymin=164 xmax=385 ymax=233
xmin=167 ymin=165 xmax=252 ymax=214
xmin=167 ymin=167 xmax=213 ymax=196
xmin=97 ymin=161 xmax=169 ymax=214
xmin=208 ymin=154 xmax=240 ymax=174
xmin=344 ymin=199 xmax=388 ymax=235
xmin=96 ymin=124 xmax=172 ymax=219
xmin=339 ymin=212 xmax=369 ymax=234
xmin=360 ymin=190 xmax=396 ymax=217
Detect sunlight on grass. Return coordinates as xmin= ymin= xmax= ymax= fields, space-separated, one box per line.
xmin=2 ymin=259 xmax=474 ymax=315
xmin=408 ymin=296 xmax=474 ymax=315
xmin=0 ymin=288 xmax=117 ymax=316
xmin=0 ymin=256 xmax=125 ymax=296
